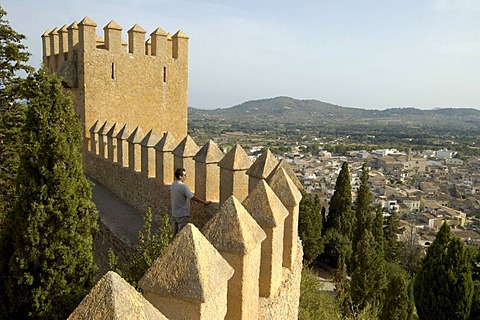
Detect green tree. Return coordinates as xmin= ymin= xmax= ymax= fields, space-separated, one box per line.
xmin=351 ymin=164 xmax=374 ymax=270
xmin=298 ymin=190 xmax=324 ymax=265
xmin=381 ymin=262 xmax=411 ymax=320
xmin=3 ymin=70 xmax=98 ymax=319
xmin=350 ymin=229 xmax=387 ymax=313
xmin=0 ymin=5 xmax=32 ymax=221
xmin=414 ymin=222 xmax=474 ymax=320
xmin=109 ymin=208 xmax=171 ymax=288
xmin=299 ymin=267 xmax=342 ymax=320
xmin=322 ymin=162 xmax=354 ymax=267
xmin=384 ymin=208 xmax=400 ymax=262
xmin=372 ymin=205 xmax=385 ymax=254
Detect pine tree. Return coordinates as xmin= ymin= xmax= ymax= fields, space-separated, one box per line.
xmin=4 ymin=69 xmax=98 ymax=319
xmin=298 ymin=190 xmax=324 ymax=265
xmin=414 ymin=222 xmax=474 ymax=320
xmin=322 ymin=162 xmax=354 ymax=267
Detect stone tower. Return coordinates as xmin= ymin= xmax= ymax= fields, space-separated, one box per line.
xmin=41 ymin=17 xmax=189 ymax=153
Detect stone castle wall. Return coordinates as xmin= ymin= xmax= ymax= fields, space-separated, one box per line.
xmin=43 ymin=17 xmax=304 ymax=320
xmin=42 ymin=18 xmax=188 ymax=152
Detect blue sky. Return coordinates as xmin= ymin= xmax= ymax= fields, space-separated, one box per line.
xmin=3 ymin=0 xmax=480 ymax=109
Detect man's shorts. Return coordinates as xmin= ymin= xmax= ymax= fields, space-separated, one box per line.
xmin=172 ymin=215 xmax=189 ymax=235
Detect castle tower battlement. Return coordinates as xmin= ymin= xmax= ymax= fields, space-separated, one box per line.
xmin=42 ymin=17 xmax=189 ymax=153
xmin=43 ymin=17 xmax=303 ymax=318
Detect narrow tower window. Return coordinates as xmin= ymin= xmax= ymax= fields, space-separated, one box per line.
xmin=111 ymin=62 xmax=116 ymax=80
xmin=163 ymin=66 xmax=167 ymax=83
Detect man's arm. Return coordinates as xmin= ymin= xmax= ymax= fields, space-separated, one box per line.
xmin=192 ymin=196 xmax=212 ymax=205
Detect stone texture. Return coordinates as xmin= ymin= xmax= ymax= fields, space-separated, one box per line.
xmin=246 ymin=149 xmax=278 ymax=192
xmin=193 ymin=140 xmax=224 ymax=202
xmin=243 ymin=180 xmax=288 ymax=298
xmin=140 ymin=129 xmax=161 ymax=177
xmin=139 ymin=224 xmax=234 ymax=320
xmin=218 ymin=144 xmax=251 ymax=204
xmin=173 ymin=135 xmax=199 ymax=192
xmin=203 ymin=196 xmax=266 ymax=320
xmin=155 ymin=131 xmax=178 ymax=185
xmin=68 ymin=271 xmax=168 ymax=320
xmin=268 ymin=168 xmax=302 ymax=269
xmin=267 ymin=159 xmax=303 ymax=190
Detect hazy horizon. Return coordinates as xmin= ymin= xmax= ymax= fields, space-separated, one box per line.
xmin=3 ymin=1 xmax=480 ymax=110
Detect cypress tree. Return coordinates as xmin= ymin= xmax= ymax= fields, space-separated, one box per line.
xmin=4 ymin=69 xmax=98 ymax=319
xmin=384 ymin=208 xmax=400 ymax=263
xmin=351 ymin=164 xmax=374 ymax=271
xmin=350 ymin=228 xmax=386 ymax=312
xmin=0 ymin=6 xmax=33 ymax=317
xmin=372 ymin=204 xmax=385 ymax=253
xmin=298 ymin=190 xmax=324 ymax=265
xmin=414 ymin=222 xmax=474 ymax=320
xmin=381 ymin=262 xmax=411 ymax=320
xmin=322 ymin=162 xmax=354 ymax=267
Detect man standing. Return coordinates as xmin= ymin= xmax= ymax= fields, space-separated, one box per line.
xmin=170 ymin=168 xmax=212 ymax=237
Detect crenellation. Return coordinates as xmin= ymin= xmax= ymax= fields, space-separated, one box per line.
xmin=58 ymin=25 xmax=69 ymax=64
xmin=78 ymin=17 xmax=97 ymax=52
xmin=103 ymin=20 xmax=123 ymax=53
xmin=67 ymin=21 xmax=79 ymax=59
xmin=106 ymin=122 xmax=122 ymax=163
xmin=247 ymin=148 xmax=278 ymax=193
xmin=193 ymin=140 xmax=224 ymax=202
xmin=89 ymin=120 xmax=103 ymax=154
xmin=140 ymin=129 xmax=161 ymax=178
xmin=98 ymin=121 xmax=113 ymax=159
xmin=116 ymin=124 xmax=132 ymax=167
xmin=127 ymin=126 xmax=144 ymax=173
xmin=128 ymin=23 xmax=146 ymax=55
xmin=150 ymin=27 xmax=168 ymax=57
xmin=155 ymin=132 xmax=178 ymax=185
xmin=218 ymin=144 xmax=252 ymax=204
xmin=172 ymin=30 xmax=189 ymax=60
xmin=172 ymin=135 xmax=199 ymax=192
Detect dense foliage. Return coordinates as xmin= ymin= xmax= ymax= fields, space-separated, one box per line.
xmin=2 ymin=70 xmax=98 ymax=319
xmin=414 ymin=222 xmax=474 ymax=320
xmin=109 ymin=208 xmax=171 ymax=288
xmin=298 ymin=190 xmax=324 ymax=265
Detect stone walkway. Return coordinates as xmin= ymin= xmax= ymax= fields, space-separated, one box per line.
xmin=90 ymin=177 xmax=143 ymax=248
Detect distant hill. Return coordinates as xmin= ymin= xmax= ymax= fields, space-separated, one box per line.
xmin=189 ymin=96 xmax=480 ymax=130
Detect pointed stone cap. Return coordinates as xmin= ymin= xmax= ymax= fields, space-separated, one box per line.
xmin=218 ymin=144 xmax=252 ymax=171
xmin=172 ymin=135 xmax=199 ymax=157
xmin=267 ymin=159 xmax=303 ymax=190
xmin=139 ymin=224 xmax=234 ymax=302
xmin=268 ymin=168 xmax=302 ymax=208
xmin=104 ymin=20 xmax=122 ymax=31
xmin=151 ymin=27 xmax=168 ymax=37
xmin=140 ymin=129 xmax=161 ymax=147
xmin=49 ymin=27 xmax=59 ymax=36
xmin=89 ymin=119 xmax=103 ymax=134
xmin=155 ymin=131 xmax=178 ymax=151
xmin=193 ymin=140 xmax=224 ymax=164
xmin=42 ymin=29 xmax=51 ymax=38
xmin=173 ymin=30 xmax=189 ymax=39
xmin=129 ymin=23 xmax=146 ymax=34
xmin=106 ymin=122 xmax=122 ymax=138
xmin=79 ymin=16 xmax=97 ymax=27
xmin=68 ymin=21 xmax=79 ymax=30
xmin=127 ymin=126 xmax=144 ymax=144
xmin=67 ymin=271 xmax=168 ymax=320
xmin=203 ymin=196 xmax=266 ymax=254
xmin=243 ymin=180 xmax=289 ymax=228
xmin=116 ymin=124 xmax=132 ymax=140
xmin=98 ymin=121 xmax=113 ymax=135
xmin=246 ymin=148 xmax=278 ymax=179
xmin=59 ymin=24 xmax=68 ymax=34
